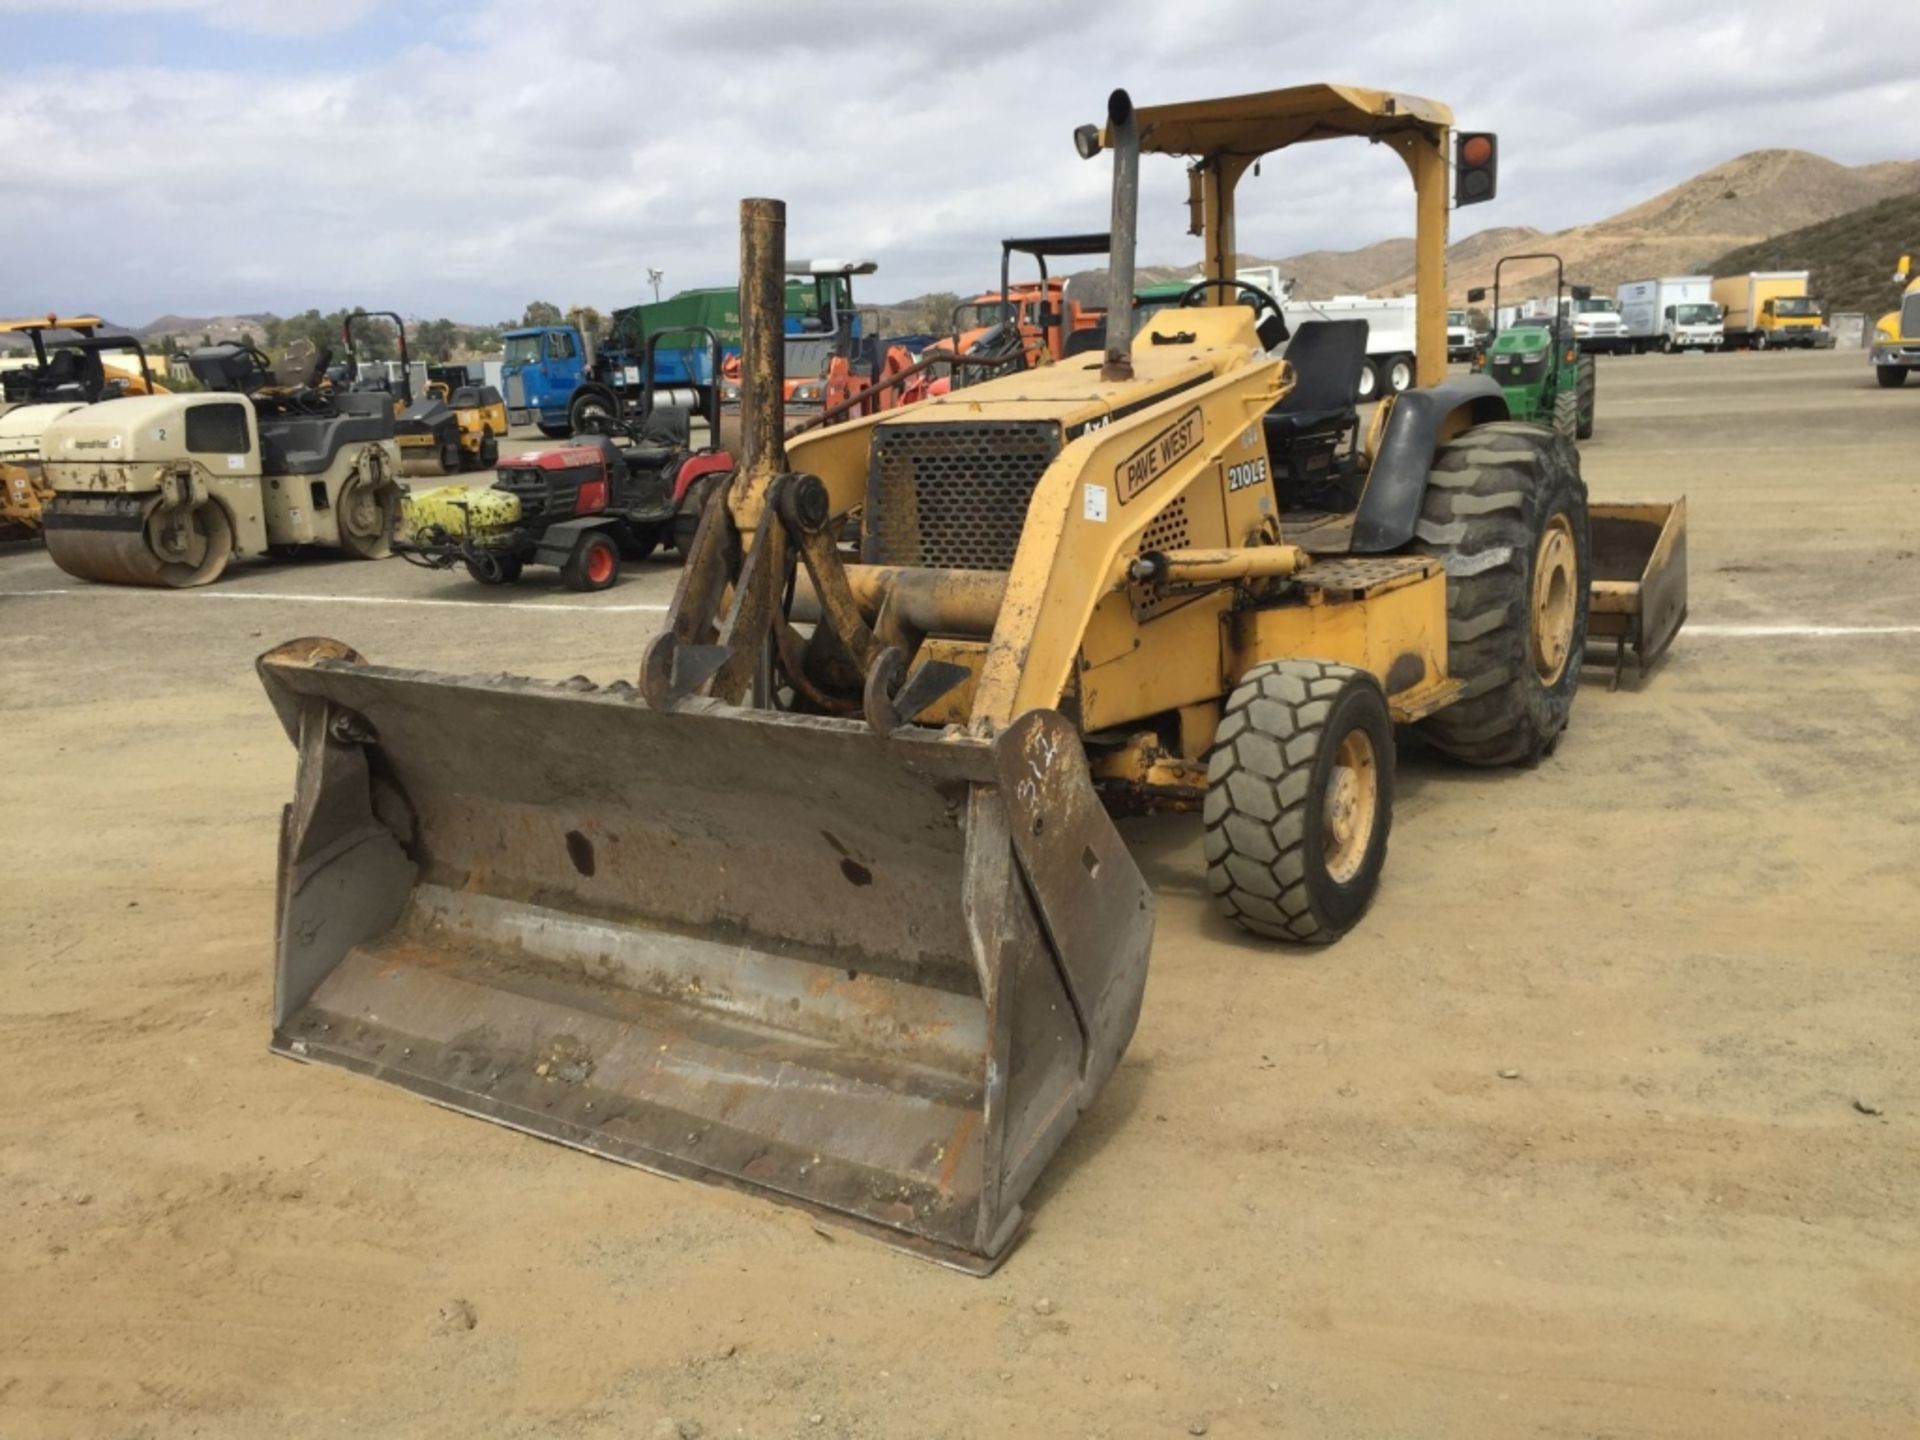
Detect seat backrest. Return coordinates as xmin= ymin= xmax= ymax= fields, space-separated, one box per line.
xmin=1274 ymin=320 xmax=1371 ymax=414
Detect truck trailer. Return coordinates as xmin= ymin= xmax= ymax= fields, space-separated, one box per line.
xmin=1713 ymin=271 xmax=1827 ymax=350
xmin=1617 ymin=276 xmax=1724 ymax=353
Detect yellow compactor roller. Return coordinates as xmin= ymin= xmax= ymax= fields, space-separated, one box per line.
xmin=42 ymin=339 xmax=401 ymax=586
xmin=256 ymin=85 xmax=1683 ymax=1271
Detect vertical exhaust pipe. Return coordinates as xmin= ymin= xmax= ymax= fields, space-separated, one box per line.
xmin=739 ymin=197 xmax=788 ymax=485
xmin=1100 ymin=90 xmax=1138 ymax=383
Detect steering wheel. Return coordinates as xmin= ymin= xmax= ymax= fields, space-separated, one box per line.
xmin=1177 ymin=279 xmax=1290 ymax=345
xmin=235 ymin=342 xmax=276 ymax=372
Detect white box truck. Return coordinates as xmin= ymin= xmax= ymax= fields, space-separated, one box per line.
xmin=1616 ymin=276 xmax=1723 ymax=353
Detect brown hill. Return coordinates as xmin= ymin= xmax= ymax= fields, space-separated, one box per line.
xmin=1385 ymin=149 xmax=1920 ymax=301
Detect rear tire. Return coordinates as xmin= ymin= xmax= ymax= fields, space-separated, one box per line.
xmin=1575 ymin=355 xmax=1596 ymax=440
xmin=1355 ymin=358 xmax=1381 ymax=403
xmin=1204 ymin=661 xmax=1394 ymax=944
xmin=1409 ymin=422 xmax=1590 ymax=767
xmin=479 ymin=432 xmax=500 ymax=468
xmin=562 ymin=531 xmax=620 ymax=592
xmin=1876 ymin=366 xmax=1908 ymax=388
xmin=1385 ymin=354 xmax=1414 ymax=393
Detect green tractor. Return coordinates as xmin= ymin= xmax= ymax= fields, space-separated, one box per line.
xmin=1469 ymin=253 xmax=1595 ymax=442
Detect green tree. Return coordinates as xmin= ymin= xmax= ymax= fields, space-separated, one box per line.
xmin=915 ymin=292 xmax=961 ymax=332
xmin=413 ymin=318 xmax=460 ymax=362
xmin=564 ymin=304 xmax=605 ymax=344
xmin=522 ymin=300 xmax=563 ymax=327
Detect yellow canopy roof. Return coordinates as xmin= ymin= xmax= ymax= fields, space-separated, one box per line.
xmin=1122 ymin=84 xmax=1452 ymax=159
xmin=0 ymin=315 xmax=105 ymax=334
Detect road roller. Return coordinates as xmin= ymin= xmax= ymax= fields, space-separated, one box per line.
xmin=41 ymin=339 xmax=403 ymax=587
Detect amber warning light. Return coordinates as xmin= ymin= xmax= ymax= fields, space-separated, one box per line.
xmin=1455 ymin=132 xmax=1498 ymax=206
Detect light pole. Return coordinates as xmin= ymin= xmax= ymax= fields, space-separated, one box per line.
xmin=647 ymin=268 xmax=664 ymax=302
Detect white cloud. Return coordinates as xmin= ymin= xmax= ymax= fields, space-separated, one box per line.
xmin=4 ymin=0 xmax=1920 ymax=323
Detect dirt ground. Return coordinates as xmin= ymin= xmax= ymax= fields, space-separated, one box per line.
xmin=2 ymin=349 xmax=1916 ymax=1439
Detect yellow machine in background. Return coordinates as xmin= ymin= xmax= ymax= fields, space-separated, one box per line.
xmin=1871 ymin=253 xmax=1920 ymax=388
xmin=254 ymin=84 xmax=1684 ymax=1274
xmin=0 ymin=316 xmax=168 ymax=543
xmin=422 ymin=377 xmax=508 ymax=471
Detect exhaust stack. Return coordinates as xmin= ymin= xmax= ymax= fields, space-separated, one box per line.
xmin=1099 ymin=90 xmax=1139 ymax=382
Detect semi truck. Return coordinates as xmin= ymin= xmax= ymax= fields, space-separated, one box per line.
xmin=1617 ymin=276 xmax=1724 ymax=353
xmin=1713 ymin=271 xmax=1827 ymax=350
xmin=1870 ymin=253 xmax=1920 ymax=388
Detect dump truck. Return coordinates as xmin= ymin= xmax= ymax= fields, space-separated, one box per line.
xmin=256 ymin=84 xmax=1683 ymax=1273
xmin=42 ymin=340 xmax=401 ymax=586
xmin=1870 ymin=253 xmax=1920 ymax=387
xmin=1714 ymin=270 xmax=1827 ymax=350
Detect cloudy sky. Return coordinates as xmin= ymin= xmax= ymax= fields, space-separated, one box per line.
xmin=5 ymin=0 xmax=1920 ymax=324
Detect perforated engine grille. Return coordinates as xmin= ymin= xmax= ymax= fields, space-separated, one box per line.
xmin=1138 ymin=495 xmax=1190 ymax=554
xmin=865 ymin=421 xmax=1062 ymax=568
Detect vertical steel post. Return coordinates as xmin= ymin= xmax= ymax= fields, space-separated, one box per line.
xmin=1101 ymin=91 xmax=1139 ymax=383
xmin=736 ymin=197 xmax=788 ymax=520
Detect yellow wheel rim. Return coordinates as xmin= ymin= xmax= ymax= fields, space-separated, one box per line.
xmin=1322 ymin=728 xmax=1379 ymax=884
xmin=1530 ymin=513 xmax=1578 ymax=685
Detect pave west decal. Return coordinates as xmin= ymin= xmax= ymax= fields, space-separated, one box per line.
xmin=1115 ymin=406 xmax=1203 ymax=504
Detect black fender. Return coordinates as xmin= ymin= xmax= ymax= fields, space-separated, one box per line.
xmin=1351 ymin=377 xmax=1509 ymax=552
xmin=532 ymin=514 xmax=623 ymax=568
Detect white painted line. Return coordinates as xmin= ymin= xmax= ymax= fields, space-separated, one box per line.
xmin=1687 ymin=624 xmax=1920 ymax=638
xmin=0 ymin=586 xmax=669 ymax=613
xmin=2 ymin=588 xmax=1914 ymax=637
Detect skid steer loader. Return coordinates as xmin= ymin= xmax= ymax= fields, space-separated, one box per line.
xmin=256 ymin=85 xmax=1681 ymax=1272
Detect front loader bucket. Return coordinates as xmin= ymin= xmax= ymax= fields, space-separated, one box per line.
xmin=1586 ymin=498 xmax=1688 ymax=688
xmin=257 ymin=639 xmax=1152 ymax=1272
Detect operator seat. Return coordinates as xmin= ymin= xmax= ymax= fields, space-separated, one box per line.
xmin=1263 ymin=319 xmax=1371 ymax=509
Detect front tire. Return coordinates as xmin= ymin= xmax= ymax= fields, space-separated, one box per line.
xmin=1204 ymin=661 xmax=1394 ymax=943
xmin=464 ymin=553 xmax=523 ymax=585
xmin=1552 ymin=385 xmax=1579 ymax=442
xmin=1410 ymin=423 xmax=1590 ymax=766
xmin=562 ymin=531 xmax=620 ymax=592
xmin=1876 ymin=366 xmax=1908 ymax=388
xmin=568 ymin=388 xmax=618 ymax=436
